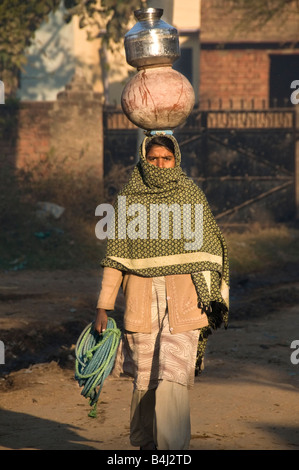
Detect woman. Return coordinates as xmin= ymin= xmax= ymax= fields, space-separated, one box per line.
xmin=95 ymin=133 xmax=229 ymax=450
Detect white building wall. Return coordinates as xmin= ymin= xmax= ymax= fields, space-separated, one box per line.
xmin=18 ymin=4 xmax=75 ymax=101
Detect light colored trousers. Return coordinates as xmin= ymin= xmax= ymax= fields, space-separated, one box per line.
xmin=130 ymin=380 xmax=191 ymax=450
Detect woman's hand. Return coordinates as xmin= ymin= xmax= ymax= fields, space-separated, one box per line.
xmin=94 ymin=308 xmax=108 ymax=334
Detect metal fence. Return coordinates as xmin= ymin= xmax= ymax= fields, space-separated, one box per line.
xmin=103 ymin=105 xmax=298 ymax=224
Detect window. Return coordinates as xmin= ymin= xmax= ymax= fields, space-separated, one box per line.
xmin=173 ymin=47 xmax=193 ymax=85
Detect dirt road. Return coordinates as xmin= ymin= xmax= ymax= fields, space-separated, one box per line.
xmin=0 ymin=267 xmax=299 ymax=450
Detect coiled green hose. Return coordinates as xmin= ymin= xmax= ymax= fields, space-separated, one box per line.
xmin=75 ymin=317 xmax=121 ymax=417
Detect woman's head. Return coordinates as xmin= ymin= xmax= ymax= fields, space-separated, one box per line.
xmin=145 ymin=136 xmax=176 ymax=168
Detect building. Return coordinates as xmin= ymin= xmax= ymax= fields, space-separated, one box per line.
xmin=200 ymin=0 xmax=299 ymax=109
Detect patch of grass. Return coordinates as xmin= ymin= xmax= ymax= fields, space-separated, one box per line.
xmin=226 ymin=224 xmax=299 ymax=277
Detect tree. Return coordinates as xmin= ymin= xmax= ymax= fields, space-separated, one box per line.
xmin=0 ymin=0 xmax=61 ymax=92
xmin=64 ymin=0 xmax=146 ymax=47
xmin=0 ymin=0 xmax=146 ymax=95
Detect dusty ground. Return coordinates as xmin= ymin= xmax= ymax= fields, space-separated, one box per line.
xmin=0 ymin=265 xmax=299 ymax=451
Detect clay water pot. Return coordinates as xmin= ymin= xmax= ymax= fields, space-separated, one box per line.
xmin=121 ymin=66 xmax=195 ymax=130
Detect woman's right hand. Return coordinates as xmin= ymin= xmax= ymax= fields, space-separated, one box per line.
xmin=94 ymin=308 xmax=108 ymax=334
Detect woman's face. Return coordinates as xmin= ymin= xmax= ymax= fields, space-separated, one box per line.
xmin=146 ymin=145 xmax=175 ymax=168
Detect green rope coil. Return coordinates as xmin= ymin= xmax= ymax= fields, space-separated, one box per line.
xmin=75 ymin=317 xmax=121 ymax=417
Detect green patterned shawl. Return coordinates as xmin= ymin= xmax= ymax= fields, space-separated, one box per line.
xmin=101 ymin=134 xmax=229 ymax=370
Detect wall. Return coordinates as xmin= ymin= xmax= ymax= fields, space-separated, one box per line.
xmin=1 ymin=75 xmax=104 ymax=184
xmin=18 ymin=3 xmax=104 ymax=102
xmin=18 ymin=3 xmax=76 ymax=101
xmin=199 ymin=49 xmax=269 ymax=109
xmin=200 ymin=0 xmax=299 ymax=44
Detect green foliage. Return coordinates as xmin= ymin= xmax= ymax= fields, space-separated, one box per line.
xmin=0 ymin=0 xmax=61 ymax=71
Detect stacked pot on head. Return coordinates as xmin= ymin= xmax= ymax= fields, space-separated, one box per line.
xmin=121 ymin=8 xmax=195 ymax=132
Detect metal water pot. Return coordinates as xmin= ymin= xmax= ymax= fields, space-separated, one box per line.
xmin=124 ymin=8 xmax=180 ymax=69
